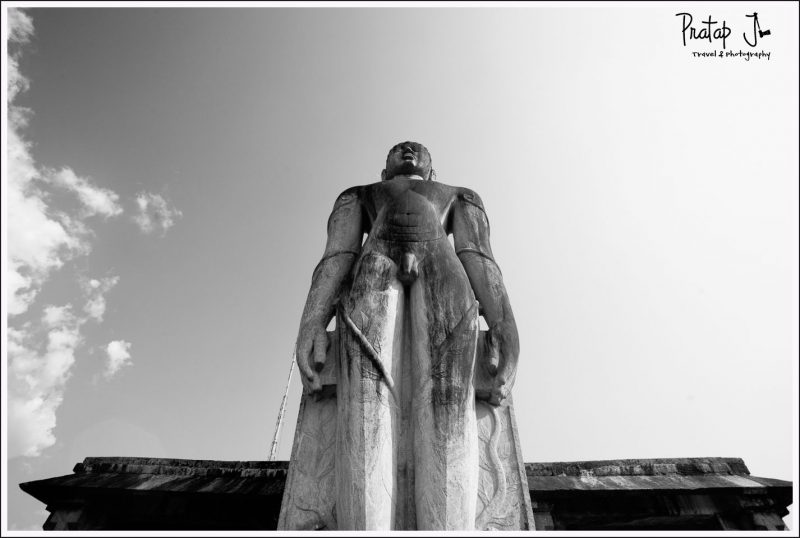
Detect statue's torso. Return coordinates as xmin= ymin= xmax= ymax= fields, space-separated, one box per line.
xmin=360 ymin=178 xmax=459 ymax=243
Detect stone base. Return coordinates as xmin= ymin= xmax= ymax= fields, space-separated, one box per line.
xmin=19 ymin=456 xmax=791 ymax=530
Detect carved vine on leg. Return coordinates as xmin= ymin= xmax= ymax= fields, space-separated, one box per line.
xmin=476 ymin=401 xmax=508 ymax=527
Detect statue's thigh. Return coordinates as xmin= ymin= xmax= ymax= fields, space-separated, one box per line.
xmin=409 ymin=246 xmax=479 ymax=530
xmin=336 ymin=252 xmax=404 ymax=530
xmin=410 ymin=247 xmax=478 ymax=409
xmin=340 ymin=251 xmax=405 ymax=393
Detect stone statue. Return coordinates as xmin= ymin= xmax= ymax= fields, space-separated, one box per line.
xmin=279 ymin=142 xmax=531 ymax=531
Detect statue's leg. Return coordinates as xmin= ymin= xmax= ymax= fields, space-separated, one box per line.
xmin=410 ymin=240 xmax=480 ymax=530
xmin=336 ymin=251 xmax=405 ymax=530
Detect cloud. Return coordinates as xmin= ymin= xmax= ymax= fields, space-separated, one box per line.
xmin=7 ymin=128 xmax=87 ymax=315
xmin=42 ymin=304 xmax=75 ymax=328
xmin=7 ymin=308 xmax=82 ymax=457
xmin=104 ymin=340 xmax=133 ymax=379
xmin=7 ymin=8 xmax=33 ymax=101
xmin=7 ymin=275 xmax=125 ymax=457
xmin=49 ymin=167 xmax=123 ymax=218
xmin=133 ymin=192 xmax=182 ymax=235
xmin=7 ymin=162 xmax=125 ymax=316
xmin=81 ymin=276 xmax=120 ymax=322
xmin=6 ymin=9 xmax=132 ymax=459
xmin=8 ymin=7 xmax=34 ymax=42
xmin=6 ymin=9 xmax=68 ymax=316
xmin=6 ymin=9 xmax=123 ymax=317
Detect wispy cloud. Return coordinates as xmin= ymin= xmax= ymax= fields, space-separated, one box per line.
xmin=8 ymin=274 xmax=124 ymax=457
xmin=133 ymin=192 xmax=182 ymax=236
xmin=8 ymin=307 xmax=82 ymax=457
xmin=7 ymin=8 xmax=33 ymax=101
xmin=8 ymin=162 xmax=124 ymax=317
xmin=104 ymin=340 xmax=133 ymax=379
xmin=6 ymin=9 xmax=131 ymax=458
xmin=81 ymin=276 xmax=120 ymax=322
xmin=6 ymin=9 xmax=123 ymax=317
xmin=7 ymin=127 xmax=87 ymax=315
xmin=50 ymin=167 xmax=123 ymax=218
xmin=7 ymin=7 xmax=34 ymax=43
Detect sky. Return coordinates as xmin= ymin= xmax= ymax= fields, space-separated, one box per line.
xmin=3 ymin=3 xmax=798 ymax=532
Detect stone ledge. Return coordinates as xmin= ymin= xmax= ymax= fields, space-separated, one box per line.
xmin=526 ymin=457 xmax=750 ymax=477
xmin=19 ymin=456 xmax=792 ymax=531
xmin=525 ymin=457 xmax=791 ymax=493
xmin=74 ymin=457 xmax=288 ymax=479
xmin=21 ymin=457 xmax=289 ymax=500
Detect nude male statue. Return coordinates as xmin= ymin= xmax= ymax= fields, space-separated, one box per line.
xmin=295 ymin=141 xmax=519 ymax=530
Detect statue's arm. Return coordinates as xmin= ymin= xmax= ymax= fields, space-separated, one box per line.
xmin=296 ymin=187 xmax=363 ymax=393
xmin=452 ymin=188 xmax=520 ymax=406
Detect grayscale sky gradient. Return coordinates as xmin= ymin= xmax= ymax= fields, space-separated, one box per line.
xmin=3 ymin=4 xmax=798 ymax=531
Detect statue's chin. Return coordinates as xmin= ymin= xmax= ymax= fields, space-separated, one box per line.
xmin=392 ymin=161 xmax=428 ymax=176
xmin=387 ymin=174 xmax=424 ymax=181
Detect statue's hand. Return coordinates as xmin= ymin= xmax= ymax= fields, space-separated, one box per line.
xmin=296 ymin=321 xmax=330 ymax=394
xmin=485 ymin=319 xmax=519 ymax=406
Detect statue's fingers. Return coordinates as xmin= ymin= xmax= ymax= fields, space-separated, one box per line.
xmin=301 ymin=363 xmax=321 ymax=394
xmin=299 ymin=373 xmax=314 ymax=393
xmin=496 ymin=349 xmax=517 ymax=388
xmin=491 ymin=380 xmax=509 ymax=406
xmin=296 ymin=340 xmax=316 ymax=384
xmin=313 ymin=331 xmax=328 ymax=373
xmin=488 ymin=386 xmax=503 ymax=406
xmin=297 ymin=365 xmax=315 ymax=393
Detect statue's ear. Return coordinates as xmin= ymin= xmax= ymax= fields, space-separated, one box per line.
xmin=381 ymin=169 xmax=387 ymax=181
xmin=428 ymin=168 xmax=437 ymax=181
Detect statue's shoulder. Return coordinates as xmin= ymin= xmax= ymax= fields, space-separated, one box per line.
xmin=454 ymin=186 xmax=486 ymax=212
xmin=332 ymin=185 xmax=363 ymax=207
xmin=337 ymin=185 xmax=363 ymax=198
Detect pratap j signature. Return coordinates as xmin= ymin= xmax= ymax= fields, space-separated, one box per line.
xmin=675 ymin=12 xmax=771 ymax=50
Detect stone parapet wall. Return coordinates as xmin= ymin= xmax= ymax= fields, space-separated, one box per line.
xmin=526 ymin=457 xmax=791 ymax=530
xmin=20 ymin=456 xmax=792 ymax=531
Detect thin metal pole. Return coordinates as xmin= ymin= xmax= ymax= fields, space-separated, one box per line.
xmin=269 ymin=349 xmax=296 ymax=461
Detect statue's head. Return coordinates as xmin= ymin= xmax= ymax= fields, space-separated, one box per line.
xmin=382 ymin=141 xmax=436 ymax=181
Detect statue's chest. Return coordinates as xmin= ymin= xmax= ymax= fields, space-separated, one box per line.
xmin=364 ymin=180 xmax=454 ymax=241
xmin=372 ymin=181 xmax=450 ymax=216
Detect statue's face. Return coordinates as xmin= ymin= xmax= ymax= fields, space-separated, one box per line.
xmin=383 ymin=141 xmax=432 ymax=180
